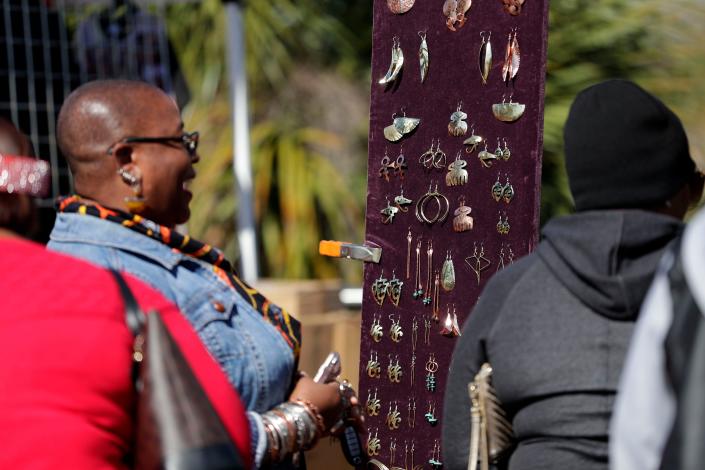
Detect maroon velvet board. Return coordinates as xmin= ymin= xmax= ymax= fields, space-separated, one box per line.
xmin=358 ymin=0 xmax=550 ymax=467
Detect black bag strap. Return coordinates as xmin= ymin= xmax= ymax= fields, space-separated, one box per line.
xmin=109 ymin=269 xmax=146 ymax=337
xmin=660 ymin=240 xmax=705 ymax=470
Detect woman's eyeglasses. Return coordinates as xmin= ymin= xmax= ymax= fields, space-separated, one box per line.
xmin=107 ymin=131 xmax=199 ymax=157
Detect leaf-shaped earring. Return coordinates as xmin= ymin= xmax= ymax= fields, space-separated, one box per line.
xmin=372 ymin=272 xmax=389 ymax=305
xmin=501 ymin=28 xmax=520 ymax=84
xmin=494 ymin=138 xmax=505 ymax=160
xmin=492 ymin=173 xmax=504 ymax=202
xmin=501 ymin=138 xmax=511 ymax=161
xmin=379 ymin=36 xmax=404 ymax=85
xmin=388 ymin=0 xmax=415 ymax=14
xmin=441 ymin=251 xmax=455 ymax=291
xmin=419 ymin=30 xmax=429 ymax=83
xmin=441 ymin=305 xmax=461 ymax=337
xmin=503 ymin=174 xmax=515 ymax=204
xmin=464 ymin=124 xmax=484 ymax=153
xmin=492 ymin=93 xmax=525 ymax=122
xmin=448 ymin=101 xmax=468 ymax=137
xmin=478 ymin=141 xmax=498 ymax=167
xmin=453 ymin=197 xmax=474 ymax=232
xmin=384 ymin=109 xmax=421 ymax=142
xmin=478 ymin=31 xmax=492 ymax=85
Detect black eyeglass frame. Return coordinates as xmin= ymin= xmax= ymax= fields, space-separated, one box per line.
xmin=107 ymin=131 xmax=199 ymax=157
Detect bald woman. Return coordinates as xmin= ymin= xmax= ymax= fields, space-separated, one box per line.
xmin=48 ymin=80 xmax=353 ymax=468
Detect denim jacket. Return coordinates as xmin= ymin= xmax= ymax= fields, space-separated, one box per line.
xmin=49 ymin=213 xmax=296 ymax=467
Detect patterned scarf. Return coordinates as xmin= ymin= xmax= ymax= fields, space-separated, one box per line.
xmin=58 ymin=195 xmax=301 ymax=358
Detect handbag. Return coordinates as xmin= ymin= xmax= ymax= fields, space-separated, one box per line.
xmin=467 ymin=363 xmax=514 ymax=470
xmin=110 ymin=270 xmax=245 ymax=470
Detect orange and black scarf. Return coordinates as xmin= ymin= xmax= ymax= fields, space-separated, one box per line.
xmin=58 ymin=195 xmax=301 ymax=358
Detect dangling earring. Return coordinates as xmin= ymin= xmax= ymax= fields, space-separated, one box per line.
xmin=503 ymin=174 xmax=515 ymax=203
xmin=501 ymin=138 xmax=512 ymax=161
xmin=407 ymin=396 xmax=417 ymax=428
xmin=419 ymin=30 xmax=429 ymax=83
xmin=497 ymin=212 xmax=510 ymax=234
xmin=424 ymin=400 xmax=438 ymax=426
xmin=453 ymin=197 xmax=474 ymax=232
xmin=388 ymin=354 xmax=402 ymax=383
xmin=379 ymin=36 xmax=404 ymax=85
xmin=441 ymin=251 xmax=455 ymax=292
xmin=441 ymin=305 xmax=461 ymax=337
xmin=118 ymin=167 xmax=146 ymax=214
xmin=394 ymin=186 xmax=413 ymax=212
xmin=393 ymin=146 xmax=408 ymax=180
xmin=497 ymin=244 xmax=507 ymax=272
xmin=465 ymin=242 xmax=492 ymax=285
xmin=387 ymin=271 xmax=403 ymax=307
xmin=413 ymin=238 xmax=424 ymax=299
xmin=446 ymin=151 xmax=469 ymax=187
xmin=372 ymin=271 xmax=389 ymax=305
xmin=478 ymin=31 xmax=492 ymax=84
xmin=370 ymin=314 xmax=383 ymax=342
xmin=464 ymin=124 xmax=484 ymax=154
xmin=406 ymin=228 xmax=413 ymax=280
xmin=429 ymin=440 xmax=443 ymax=469
xmin=494 ymin=138 xmax=505 ymax=160
xmin=389 ymin=314 xmax=403 ymax=343
xmin=366 ymin=388 xmax=381 ymax=416
xmin=492 ymin=173 xmax=504 ymax=202
xmin=384 ymin=108 xmax=421 ymax=142
xmin=492 ymin=93 xmax=526 ymax=122
xmin=388 ymin=0 xmax=415 ymax=14
xmin=381 ymin=196 xmax=399 ymax=225
xmin=367 ymin=428 xmax=381 ymax=456
xmin=386 ymin=401 xmax=402 ymax=430
xmin=432 ymin=270 xmax=440 ymax=322
xmin=478 ymin=141 xmax=498 ymax=168
xmin=379 ymin=149 xmax=392 ymax=181
xmin=425 ymin=353 xmax=439 ymax=392
xmin=367 ymin=350 xmax=381 ymax=378
xmin=448 ymin=101 xmax=468 ymax=137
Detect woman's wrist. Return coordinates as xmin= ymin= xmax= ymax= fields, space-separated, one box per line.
xmin=261 ymin=399 xmax=325 ymax=464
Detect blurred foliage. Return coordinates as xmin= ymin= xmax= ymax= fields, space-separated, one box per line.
xmin=163 ymin=0 xmax=704 ymax=279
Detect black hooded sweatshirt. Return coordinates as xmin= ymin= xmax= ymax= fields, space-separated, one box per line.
xmin=441 ymin=210 xmax=683 ymax=470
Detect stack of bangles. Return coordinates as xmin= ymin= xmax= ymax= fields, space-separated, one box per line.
xmin=261 ymin=399 xmax=326 ymax=464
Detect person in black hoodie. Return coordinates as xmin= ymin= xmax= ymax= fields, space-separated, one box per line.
xmin=441 ymin=79 xmax=704 ymax=470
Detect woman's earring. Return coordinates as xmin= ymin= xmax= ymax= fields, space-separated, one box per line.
xmin=425 ymin=353 xmax=439 ymax=392
xmin=388 ymin=354 xmax=403 ymax=383
xmin=387 ymin=271 xmax=403 ymax=307
xmin=492 ymin=173 xmax=504 ymax=202
xmin=367 ymin=428 xmax=381 ymax=456
xmin=367 ymin=351 xmax=382 ymax=379
xmin=118 ymin=168 xmax=146 ymax=214
xmin=424 ymin=400 xmax=438 ymax=426
xmin=501 ymin=138 xmax=511 ymax=161
xmin=448 ymin=101 xmax=468 ymax=137
xmin=446 ymin=151 xmax=469 ymax=187
xmin=389 ymin=314 xmax=403 ymax=343
xmin=386 ymin=401 xmax=402 ymax=430
xmin=453 ymin=197 xmax=474 ymax=232
xmin=388 ymin=0 xmax=415 ymax=14
xmin=478 ymin=141 xmax=498 ymax=168
xmin=441 ymin=251 xmax=456 ymax=292
xmin=419 ymin=30 xmax=429 ymax=83
xmin=370 ymin=314 xmax=383 ymax=342
xmin=379 ymin=36 xmax=404 ymax=85
xmin=372 ymin=272 xmax=389 ymax=305
xmin=440 ymin=305 xmax=461 ymax=337
xmin=464 ymin=124 xmax=484 ymax=154
xmin=478 ymin=31 xmax=492 ymax=85
xmin=503 ymin=174 xmax=515 ymax=203
xmin=366 ymin=388 xmax=381 ymax=416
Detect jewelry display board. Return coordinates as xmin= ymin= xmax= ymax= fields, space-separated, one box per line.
xmin=359 ymin=0 xmax=550 ymax=467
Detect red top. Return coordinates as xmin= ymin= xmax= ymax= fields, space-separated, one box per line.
xmin=0 ymin=237 xmax=251 ymax=469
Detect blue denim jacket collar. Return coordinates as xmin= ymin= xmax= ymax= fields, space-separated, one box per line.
xmin=50 ymin=212 xmax=182 ymax=271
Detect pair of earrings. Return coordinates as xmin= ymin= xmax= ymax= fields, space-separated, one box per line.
xmin=367 ymin=351 xmax=382 ymax=379
xmin=492 ymin=174 xmax=515 ymax=203
xmin=502 ymin=28 xmax=521 ymax=84
xmin=465 ymin=242 xmax=492 ymax=285
xmin=497 ymin=212 xmax=511 ymax=234
xmin=453 ymin=197 xmax=474 ymax=232
xmin=384 ymin=109 xmax=421 ymax=142
xmin=372 ymin=271 xmax=403 ymax=306
xmin=370 ymin=314 xmax=403 ymax=343
xmin=446 ymin=152 xmax=469 ymax=187
xmin=492 ymin=93 xmax=526 ymax=122
xmin=415 ymin=183 xmax=450 ymax=225
xmin=367 ymin=428 xmax=381 ymax=456
xmin=448 ymin=102 xmax=468 ymax=137
xmin=386 ymin=401 xmax=402 ymax=430
xmin=379 ymin=148 xmax=408 ymax=181
xmin=381 ymin=189 xmax=413 ymax=224
xmin=425 ymin=353 xmax=439 ymax=392
xmin=429 ymin=440 xmax=443 ymax=469
xmin=497 ymin=243 xmax=515 ymax=271
xmin=378 ymin=32 xmax=429 ymax=85
xmin=443 ymin=0 xmax=472 ymax=31
xmin=366 ymin=388 xmax=381 ymax=416
xmin=495 ymin=138 xmax=512 ymax=161
xmin=441 ymin=305 xmax=461 ymax=337
xmin=419 ymin=139 xmax=447 ymax=171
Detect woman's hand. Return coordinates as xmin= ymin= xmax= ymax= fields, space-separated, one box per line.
xmin=288 ymin=375 xmax=343 ymax=432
